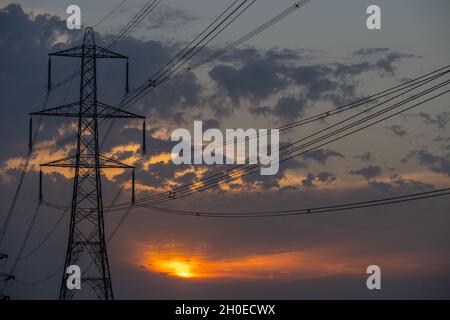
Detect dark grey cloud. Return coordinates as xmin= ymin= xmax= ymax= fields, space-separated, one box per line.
xmin=210 ymin=47 xmax=414 ymax=119
xmin=302 ymin=149 xmax=345 ymax=165
xmin=355 ymin=151 xmax=374 ymax=162
xmin=145 ymin=5 xmax=195 ymax=30
xmin=335 ymin=53 xmax=411 ymax=76
xmin=334 ymin=62 xmax=372 ymax=76
xmin=368 ymin=180 xmax=392 ymax=191
xmin=316 ymin=171 xmax=337 ymax=183
xmin=350 ymin=165 xmax=382 ymax=180
xmin=393 ymin=177 xmax=434 ymax=190
xmin=387 ymin=125 xmax=408 ymax=137
xmin=288 ymin=65 xmax=337 ymax=97
xmin=353 ymin=48 xmax=390 ymax=56
xmin=216 ymin=47 xmax=306 ymax=65
xmin=373 ymin=52 xmax=415 ymax=74
xmin=434 ymin=136 xmax=450 ymax=142
xmin=209 ymin=60 xmax=289 ymax=105
xmin=116 ymin=3 xmax=195 ymax=31
xmin=0 ymin=4 xmax=75 ymax=158
xmin=0 ymin=3 xmax=206 ymax=160
xmin=418 ymin=112 xmax=450 ymax=128
xmin=301 ymin=173 xmax=315 ymax=188
xmin=300 ymin=171 xmax=337 ymax=189
xmin=402 ymin=149 xmax=450 ymax=176
xmin=250 ymin=96 xmax=307 ymax=120
xmin=368 ymin=175 xmax=434 ymax=192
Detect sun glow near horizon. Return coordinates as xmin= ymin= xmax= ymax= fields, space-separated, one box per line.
xmin=138 ymin=243 xmax=360 ymax=281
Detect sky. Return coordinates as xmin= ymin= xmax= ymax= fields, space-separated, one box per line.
xmin=0 ymin=0 xmax=449 ymax=299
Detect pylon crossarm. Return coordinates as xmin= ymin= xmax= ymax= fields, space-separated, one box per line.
xmin=97 ymin=102 xmax=145 ymax=119
xmin=49 ymin=45 xmax=128 ymax=59
xmin=49 ymin=45 xmax=84 ymax=57
xmin=30 ymin=102 xmax=144 ymax=119
xmin=94 ymin=46 xmax=128 ymax=59
xmin=40 ymin=155 xmax=76 ymax=168
xmin=30 ymin=102 xmax=79 ymax=117
xmin=40 ymin=155 xmax=134 ymax=169
xmin=98 ymin=155 xmax=134 ymax=169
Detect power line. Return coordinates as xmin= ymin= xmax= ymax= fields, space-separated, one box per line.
xmin=175 ymin=0 xmax=312 ymax=76
xmin=14 ymin=174 xmax=133 ymax=287
xmin=51 ymin=0 xmax=162 ymax=92
xmin=0 ymin=0 xmax=152 ymax=247
xmin=155 ymin=83 xmax=450 ymax=204
xmin=0 ymin=202 xmax=42 ymax=295
xmin=116 ymin=0 xmax=312 ymax=112
xmin=0 ymin=92 xmax=49 ymax=247
xmin=143 ymin=66 xmax=450 ymax=156
xmin=113 ymin=69 xmax=449 ymax=206
xmin=40 ymin=65 xmax=450 ymax=156
xmin=98 ymin=0 xmax=258 ymax=140
xmin=37 ymin=0 xmax=315 ymax=153
xmin=13 ymin=212 xmax=66 ymax=262
xmin=136 ymin=188 xmax=450 ymax=218
xmin=93 ymin=0 xmax=129 ymax=28
xmin=0 ymin=0 xmax=163 ymax=299
xmin=104 ymin=0 xmax=162 ymax=49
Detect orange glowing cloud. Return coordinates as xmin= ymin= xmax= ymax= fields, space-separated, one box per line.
xmin=143 ymin=152 xmax=172 ymax=170
xmin=137 ymin=242 xmax=361 ymax=281
xmin=0 ymin=139 xmax=76 ymax=180
xmin=102 ymin=143 xmax=142 ymax=181
xmin=136 ymin=242 xmax=450 ymax=282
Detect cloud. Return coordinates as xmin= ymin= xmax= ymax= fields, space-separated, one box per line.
xmin=355 ymin=151 xmax=374 ymax=162
xmin=209 ymin=60 xmax=289 ymax=105
xmin=418 ymin=112 xmax=450 ymax=128
xmin=368 ymin=180 xmax=392 ymax=191
xmin=138 ymin=241 xmax=375 ymax=281
xmin=434 ymin=136 xmax=450 ymax=142
xmin=373 ymin=52 xmax=415 ymax=74
xmin=301 ymin=171 xmax=337 ymax=188
xmin=353 ymin=48 xmax=390 ymax=56
xmin=335 ymin=51 xmax=415 ymax=76
xmin=250 ymin=96 xmax=307 ymax=120
xmin=316 ymin=171 xmax=337 ymax=183
xmin=209 ymin=47 xmax=414 ymax=118
xmin=368 ymin=174 xmax=436 ymax=192
xmin=301 ymin=173 xmax=315 ymax=188
xmin=387 ymin=125 xmax=408 ymax=137
xmin=302 ymin=149 xmax=345 ymax=165
xmin=349 ymin=165 xmax=382 ymax=180
xmin=402 ymin=149 xmax=450 ymax=177
xmin=144 ymin=6 xmax=195 ymax=30
xmin=216 ymin=47 xmax=306 ymax=65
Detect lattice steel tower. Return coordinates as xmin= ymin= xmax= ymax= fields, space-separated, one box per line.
xmin=30 ymin=27 xmax=144 ymax=300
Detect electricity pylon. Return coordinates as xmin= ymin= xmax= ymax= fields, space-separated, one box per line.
xmin=30 ymin=27 xmax=144 ymax=300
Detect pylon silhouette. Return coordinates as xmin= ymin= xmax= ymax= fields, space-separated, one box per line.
xmin=30 ymin=27 xmax=144 ymax=300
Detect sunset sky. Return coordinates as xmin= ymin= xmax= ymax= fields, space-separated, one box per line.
xmin=0 ymin=0 xmax=449 ymax=299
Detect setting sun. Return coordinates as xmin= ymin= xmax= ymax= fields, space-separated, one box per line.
xmin=164 ymin=261 xmax=195 ymax=278
xmin=137 ymin=242 xmax=376 ymax=281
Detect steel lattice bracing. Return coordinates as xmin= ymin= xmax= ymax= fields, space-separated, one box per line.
xmin=30 ymin=27 xmax=144 ymax=300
